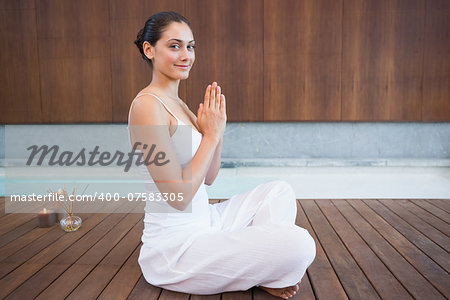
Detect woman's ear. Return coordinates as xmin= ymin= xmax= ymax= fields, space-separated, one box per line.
xmin=143 ymin=42 xmax=154 ymax=60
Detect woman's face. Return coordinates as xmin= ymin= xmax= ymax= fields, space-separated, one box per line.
xmin=146 ymin=21 xmax=195 ymax=80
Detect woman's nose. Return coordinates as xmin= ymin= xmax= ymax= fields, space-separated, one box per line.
xmin=179 ymin=47 xmax=190 ymax=60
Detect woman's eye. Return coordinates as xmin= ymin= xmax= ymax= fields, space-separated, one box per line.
xmin=170 ymin=45 xmax=195 ymax=50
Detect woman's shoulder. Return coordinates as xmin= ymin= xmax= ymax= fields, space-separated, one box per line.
xmin=129 ymin=92 xmax=170 ymax=126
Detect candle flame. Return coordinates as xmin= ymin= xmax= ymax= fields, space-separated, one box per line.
xmin=43 ymin=208 xmax=47 ymax=213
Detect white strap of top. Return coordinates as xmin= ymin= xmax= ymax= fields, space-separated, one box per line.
xmin=134 ymin=93 xmax=180 ymax=121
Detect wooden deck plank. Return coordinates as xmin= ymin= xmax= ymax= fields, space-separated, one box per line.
xmin=297 ymin=273 xmax=315 ymax=300
xmin=301 ymin=200 xmax=380 ymax=299
xmin=1 ymin=198 xmax=450 ymax=299
xmin=398 ymin=199 xmax=450 ymax=236
xmin=0 ymin=212 xmax=95 ymax=298
xmin=0 ymin=212 xmax=100 ymax=298
xmin=296 ymin=200 xmax=347 ymax=300
xmin=379 ymin=199 xmax=450 ymax=250
xmin=127 ymin=275 xmax=161 ymax=299
xmin=221 ymin=289 xmax=252 ymax=299
xmin=351 ymin=200 xmax=449 ymax=298
xmin=0 ymin=218 xmax=38 ymax=248
xmin=0 ymin=213 xmax=36 ymax=236
xmin=0 ymin=196 xmax=127 ymax=268
xmin=190 ymin=293 xmax=221 ymax=300
xmin=65 ymin=217 xmax=143 ymax=299
xmin=1 ymin=200 xmax=136 ymax=299
xmin=426 ymin=199 xmax=450 ymax=213
xmin=97 ymin=244 xmax=143 ymax=300
xmin=0 ymin=223 xmax=53 ymax=261
xmin=315 ymin=199 xmax=412 ymax=299
xmin=338 ymin=199 xmax=438 ymax=299
xmin=410 ymin=199 xmax=450 ymax=225
xmin=0 ymin=197 xmax=5 ymax=217
xmin=34 ymin=210 xmax=142 ymax=299
xmin=362 ymin=199 xmax=450 ymax=274
xmin=158 ymin=289 xmax=190 ymax=299
xmin=0 ymin=214 xmax=88 ymax=278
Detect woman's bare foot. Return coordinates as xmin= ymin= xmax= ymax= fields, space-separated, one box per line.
xmin=258 ymin=281 xmax=301 ymax=299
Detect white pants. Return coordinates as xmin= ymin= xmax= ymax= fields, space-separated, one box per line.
xmin=139 ymin=180 xmax=316 ymax=294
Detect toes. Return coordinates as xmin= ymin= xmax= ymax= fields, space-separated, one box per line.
xmin=289 ymin=285 xmax=298 ymax=294
xmin=284 ymin=291 xmax=294 ymax=298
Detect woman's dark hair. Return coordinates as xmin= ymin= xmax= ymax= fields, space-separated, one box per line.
xmin=134 ymin=11 xmax=193 ymax=67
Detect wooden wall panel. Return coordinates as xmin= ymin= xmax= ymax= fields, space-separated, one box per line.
xmin=422 ymin=0 xmax=450 ymax=121
xmin=342 ymin=0 xmax=425 ymax=121
xmin=0 ymin=0 xmax=41 ymax=124
xmin=36 ymin=0 xmax=112 ymax=123
xmin=264 ymin=0 xmax=342 ymax=121
xmin=186 ymin=0 xmax=264 ymax=122
xmin=1 ymin=0 xmax=449 ymax=123
xmin=110 ymin=0 xmax=186 ymax=122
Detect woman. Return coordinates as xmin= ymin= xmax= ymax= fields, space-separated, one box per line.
xmin=128 ymin=11 xmax=316 ymax=299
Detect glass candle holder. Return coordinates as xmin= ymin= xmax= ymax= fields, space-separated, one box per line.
xmin=60 ymin=213 xmax=82 ymax=232
xmin=38 ymin=208 xmax=57 ymax=228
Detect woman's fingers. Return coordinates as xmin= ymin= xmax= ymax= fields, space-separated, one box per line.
xmin=205 ymin=81 xmax=224 ymax=112
xmin=220 ymin=94 xmax=226 ymax=115
xmin=216 ymin=85 xmax=221 ymax=111
xmin=204 ymin=84 xmax=211 ymax=109
xmin=209 ymin=82 xmax=216 ymax=109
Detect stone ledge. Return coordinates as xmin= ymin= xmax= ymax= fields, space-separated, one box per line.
xmin=220 ymin=158 xmax=450 ymax=167
xmin=1 ymin=158 xmax=450 ymax=168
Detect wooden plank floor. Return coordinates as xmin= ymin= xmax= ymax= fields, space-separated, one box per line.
xmin=0 ymin=198 xmax=449 ymax=299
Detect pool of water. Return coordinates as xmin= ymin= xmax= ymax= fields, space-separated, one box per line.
xmin=1 ymin=166 xmax=450 ymax=199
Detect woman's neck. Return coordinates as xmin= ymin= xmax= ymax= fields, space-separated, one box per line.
xmin=148 ymin=73 xmax=181 ymax=100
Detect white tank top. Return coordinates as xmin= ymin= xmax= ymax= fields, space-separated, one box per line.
xmin=127 ymin=93 xmax=211 ymax=244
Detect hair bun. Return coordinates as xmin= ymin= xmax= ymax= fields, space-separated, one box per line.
xmin=134 ymin=28 xmax=145 ymax=49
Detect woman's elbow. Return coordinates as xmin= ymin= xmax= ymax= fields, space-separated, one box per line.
xmin=204 ymin=178 xmax=213 ymax=186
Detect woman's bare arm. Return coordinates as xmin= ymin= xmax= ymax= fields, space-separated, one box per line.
xmin=129 ymin=84 xmax=225 ymax=211
xmin=129 ymin=97 xmax=219 ymax=211
xmin=205 ymin=136 xmax=223 ymax=185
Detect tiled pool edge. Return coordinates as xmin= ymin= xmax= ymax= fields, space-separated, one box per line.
xmin=220 ymin=158 xmax=450 ymax=167
xmin=2 ymin=158 xmax=450 ymax=168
